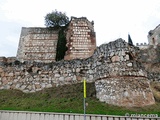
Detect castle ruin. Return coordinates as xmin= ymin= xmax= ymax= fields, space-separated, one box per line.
xmin=16 ymin=17 xmax=96 ymax=63
xmin=148 ymin=24 xmax=160 ymax=46
xmin=136 ymin=24 xmax=160 ymax=49
xmin=0 ymin=39 xmax=156 ymax=107
xmin=17 ymin=27 xmax=58 ymax=63
xmin=0 ymin=17 xmax=160 ymax=107
xmin=64 ymin=17 xmax=96 ymax=60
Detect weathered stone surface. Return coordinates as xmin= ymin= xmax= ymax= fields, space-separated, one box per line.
xmin=148 ymin=24 xmax=160 ymax=46
xmin=95 ymin=77 xmax=155 ymax=107
xmin=139 ymin=45 xmax=160 ymax=81
xmin=0 ymin=38 xmax=156 ymax=107
xmin=17 ymin=17 xmax=96 ymax=63
xmin=127 ymin=63 xmax=132 ymax=67
xmin=17 ymin=27 xmax=58 ymax=63
xmin=111 ymin=56 xmax=120 ymax=62
xmin=64 ymin=17 xmax=96 ymax=60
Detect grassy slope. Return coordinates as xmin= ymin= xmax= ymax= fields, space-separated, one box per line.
xmin=0 ymin=82 xmax=160 ymax=116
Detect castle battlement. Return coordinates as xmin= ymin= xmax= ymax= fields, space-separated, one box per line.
xmin=136 ymin=42 xmax=148 ymax=46
xmin=136 ymin=42 xmax=149 ymax=49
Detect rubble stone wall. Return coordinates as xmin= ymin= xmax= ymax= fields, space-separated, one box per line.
xmin=148 ymin=24 xmax=160 ymax=46
xmin=95 ymin=77 xmax=154 ymax=107
xmin=139 ymin=45 xmax=160 ymax=81
xmin=0 ymin=39 xmax=155 ymax=107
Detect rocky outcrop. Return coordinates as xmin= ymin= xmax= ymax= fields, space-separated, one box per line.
xmin=0 ymin=38 xmax=155 ymax=107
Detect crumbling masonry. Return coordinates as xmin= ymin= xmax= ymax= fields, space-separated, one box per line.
xmin=1 ymin=18 xmax=160 ymax=107
xmin=16 ymin=17 xmax=96 ymax=63
xmin=0 ymin=39 xmax=155 ymax=107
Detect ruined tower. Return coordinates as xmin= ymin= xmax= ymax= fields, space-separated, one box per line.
xmin=16 ymin=17 xmax=96 ymax=63
xmin=17 ymin=27 xmax=58 ymax=63
xmin=148 ymin=24 xmax=160 ymax=46
xmin=64 ymin=17 xmax=96 ymax=60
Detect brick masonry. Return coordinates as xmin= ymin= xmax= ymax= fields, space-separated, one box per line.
xmin=16 ymin=17 xmax=96 ymax=63
xmin=17 ymin=27 xmax=58 ymax=63
xmin=64 ymin=17 xmax=96 ymax=60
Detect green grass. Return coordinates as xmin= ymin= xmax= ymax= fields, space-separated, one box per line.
xmin=0 ymin=82 xmax=160 ymax=116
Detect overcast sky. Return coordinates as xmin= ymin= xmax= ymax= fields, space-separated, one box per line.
xmin=0 ymin=0 xmax=160 ymax=57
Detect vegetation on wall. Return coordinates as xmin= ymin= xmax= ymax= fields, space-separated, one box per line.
xmin=44 ymin=10 xmax=69 ymax=28
xmin=56 ymin=27 xmax=68 ymax=61
xmin=45 ymin=10 xmax=69 ymax=61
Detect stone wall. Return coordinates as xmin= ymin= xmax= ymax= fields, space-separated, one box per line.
xmin=136 ymin=42 xmax=149 ymax=49
xmin=93 ymin=39 xmax=155 ymax=107
xmin=0 ymin=39 xmax=155 ymax=107
xmin=16 ymin=17 xmax=96 ymax=63
xmin=148 ymin=24 xmax=160 ymax=46
xmin=139 ymin=45 xmax=160 ymax=81
xmin=64 ymin=17 xmax=96 ymax=60
xmin=0 ymin=57 xmax=16 ymax=65
xmin=96 ymin=77 xmax=154 ymax=107
xmin=17 ymin=27 xmax=58 ymax=63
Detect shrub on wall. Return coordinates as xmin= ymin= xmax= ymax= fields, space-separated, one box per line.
xmin=45 ymin=10 xmax=69 ymax=61
xmin=44 ymin=10 xmax=69 ymax=28
xmin=56 ymin=27 xmax=68 ymax=61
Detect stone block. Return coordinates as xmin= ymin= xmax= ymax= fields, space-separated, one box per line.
xmin=76 ymin=68 xmax=81 ymax=73
xmin=46 ymin=84 xmax=52 ymax=88
xmin=111 ymin=56 xmax=120 ymax=62
xmin=76 ymin=76 xmax=82 ymax=81
xmin=0 ymin=67 xmax=3 ymax=72
xmin=8 ymin=72 xmax=14 ymax=77
xmin=127 ymin=63 xmax=132 ymax=67
xmin=125 ymin=55 xmax=130 ymax=60
xmin=55 ymin=74 xmax=60 ymax=78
